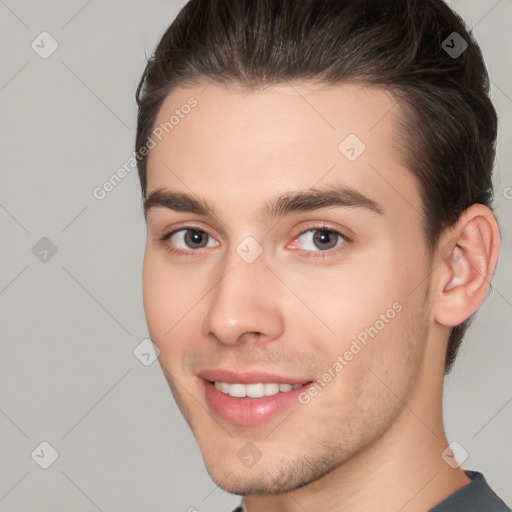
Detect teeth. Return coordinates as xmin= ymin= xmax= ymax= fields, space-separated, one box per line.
xmin=214 ymin=381 xmax=303 ymax=397
xmin=228 ymin=383 xmax=246 ymax=397
xmin=247 ymin=383 xmax=265 ymax=397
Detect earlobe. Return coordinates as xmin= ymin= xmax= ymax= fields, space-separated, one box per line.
xmin=434 ymin=205 xmax=500 ymax=328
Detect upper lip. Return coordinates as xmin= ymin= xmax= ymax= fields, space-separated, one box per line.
xmin=198 ymin=369 xmax=312 ymax=385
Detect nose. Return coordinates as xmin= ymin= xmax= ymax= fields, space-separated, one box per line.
xmin=201 ymin=246 xmax=285 ymax=346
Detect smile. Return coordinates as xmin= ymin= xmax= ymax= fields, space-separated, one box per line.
xmin=201 ymin=376 xmax=314 ymax=426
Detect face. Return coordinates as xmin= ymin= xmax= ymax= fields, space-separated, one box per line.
xmin=142 ymin=81 xmax=434 ymax=495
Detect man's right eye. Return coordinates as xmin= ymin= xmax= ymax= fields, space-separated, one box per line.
xmin=160 ymin=228 xmax=219 ymax=255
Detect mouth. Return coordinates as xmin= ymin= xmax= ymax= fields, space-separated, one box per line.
xmin=198 ymin=371 xmax=314 ymax=426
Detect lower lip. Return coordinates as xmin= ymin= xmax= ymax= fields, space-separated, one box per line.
xmin=201 ymin=380 xmax=312 ymax=426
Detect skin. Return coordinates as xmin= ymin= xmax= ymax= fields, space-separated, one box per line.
xmin=141 ymin=81 xmax=500 ymax=512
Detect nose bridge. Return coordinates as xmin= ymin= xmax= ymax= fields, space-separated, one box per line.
xmin=201 ymin=243 xmax=284 ymax=345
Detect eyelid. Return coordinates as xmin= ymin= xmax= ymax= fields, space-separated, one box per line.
xmin=292 ymin=221 xmax=351 ymax=242
xmin=296 ymin=223 xmax=344 ymax=237
xmin=157 ymin=221 xmax=215 ymax=240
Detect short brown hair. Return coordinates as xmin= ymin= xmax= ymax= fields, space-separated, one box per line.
xmin=135 ymin=0 xmax=498 ymax=373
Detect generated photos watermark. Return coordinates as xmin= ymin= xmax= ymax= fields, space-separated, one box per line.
xmin=92 ymin=96 xmax=198 ymax=201
xmin=298 ymin=301 xmax=403 ymax=405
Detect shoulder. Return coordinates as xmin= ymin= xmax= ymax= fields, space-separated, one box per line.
xmin=429 ymin=471 xmax=510 ymax=512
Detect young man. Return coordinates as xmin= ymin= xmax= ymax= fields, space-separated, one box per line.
xmin=136 ymin=0 xmax=509 ymax=510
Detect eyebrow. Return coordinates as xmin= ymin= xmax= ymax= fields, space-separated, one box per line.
xmin=143 ymin=183 xmax=384 ymax=223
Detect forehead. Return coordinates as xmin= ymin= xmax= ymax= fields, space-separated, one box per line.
xmin=145 ymin=81 xmax=421 ymax=224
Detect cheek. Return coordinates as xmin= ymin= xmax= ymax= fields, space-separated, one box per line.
xmin=142 ymin=251 xmax=200 ymax=350
xmin=289 ymin=247 xmax=426 ymax=387
xmin=283 ymin=254 xmax=406 ymax=353
xmin=329 ymin=284 xmax=428 ymax=422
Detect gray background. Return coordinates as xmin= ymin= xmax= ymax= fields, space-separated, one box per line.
xmin=0 ymin=1 xmax=510 ymax=511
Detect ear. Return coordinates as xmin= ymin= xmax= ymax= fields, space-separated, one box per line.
xmin=432 ymin=204 xmax=501 ymax=328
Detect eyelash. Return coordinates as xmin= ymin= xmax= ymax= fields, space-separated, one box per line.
xmin=159 ymin=224 xmax=351 ymax=260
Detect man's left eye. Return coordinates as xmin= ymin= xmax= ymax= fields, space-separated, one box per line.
xmin=291 ymin=228 xmax=347 ymax=252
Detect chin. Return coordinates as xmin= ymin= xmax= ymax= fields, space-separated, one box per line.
xmin=201 ymin=450 xmax=342 ymax=496
xmin=207 ymin=468 xmax=300 ymax=496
